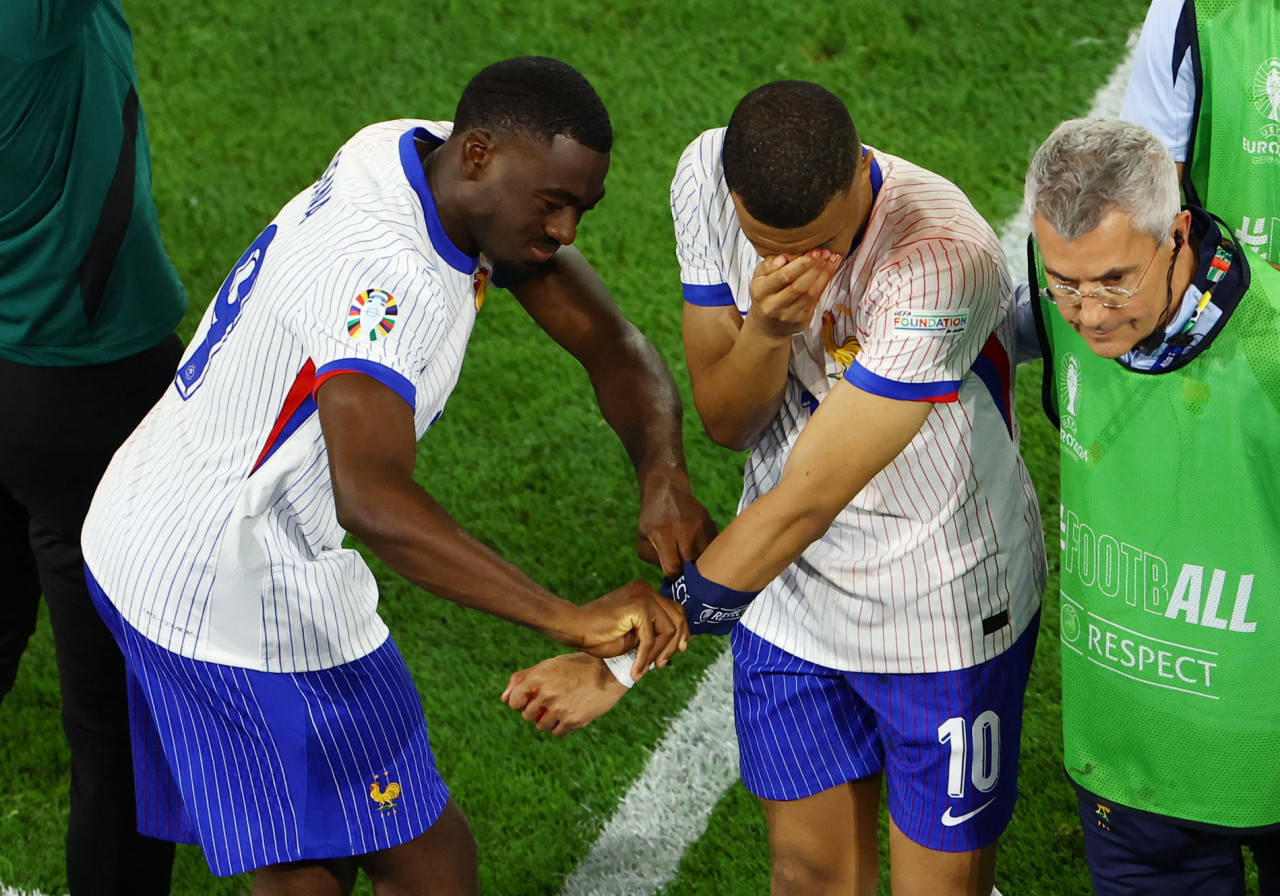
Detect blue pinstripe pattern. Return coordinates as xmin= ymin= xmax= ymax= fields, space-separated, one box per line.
xmin=732 ymin=614 xmax=1040 ymax=852
xmin=88 ymin=569 xmax=449 ymax=877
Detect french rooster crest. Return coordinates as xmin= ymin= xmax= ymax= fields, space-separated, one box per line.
xmin=370 ymin=772 xmax=401 ymax=812
xmin=821 ymin=310 xmax=861 ymax=370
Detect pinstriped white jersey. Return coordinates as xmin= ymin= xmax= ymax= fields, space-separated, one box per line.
xmin=83 ymin=120 xmax=488 ymax=672
xmin=673 ymin=128 xmax=1046 ymax=673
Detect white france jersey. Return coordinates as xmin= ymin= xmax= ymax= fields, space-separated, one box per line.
xmin=672 ymin=128 xmax=1046 ymax=673
xmin=1122 ymin=0 xmax=1197 ymax=160
xmin=83 ymin=120 xmax=489 ymax=673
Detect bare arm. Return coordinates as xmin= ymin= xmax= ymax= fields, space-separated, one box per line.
xmin=510 ymin=246 xmax=717 ymax=575
xmin=317 ymin=371 xmax=686 ymax=676
xmin=683 ymin=251 xmax=841 ymax=451
xmin=694 ymin=379 xmax=933 ymax=590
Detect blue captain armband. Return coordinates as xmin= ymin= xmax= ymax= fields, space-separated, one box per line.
xmin=664 ymin=561 xmax=760 ymax=636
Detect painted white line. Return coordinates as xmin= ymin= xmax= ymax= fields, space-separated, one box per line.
xmin=0 ymin=887 xmax=61 ymax=896
xmin=562 ymin=30 xmax=1141 ymax=896
xmin=560 ymin=646 xmax=735 ymax=896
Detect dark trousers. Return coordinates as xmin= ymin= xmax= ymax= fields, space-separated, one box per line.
xmin=0 ymin=334 xmax=183 ymax=896
xmin=1079 ymin=787 xmax=1280 ymax=896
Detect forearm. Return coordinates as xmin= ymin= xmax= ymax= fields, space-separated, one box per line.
xmin=337 ymin=473 xmax=580 ymax=643
xmin=590 ymin=324 xmax=690 ymax=493
xmin=694 ymin=483 xmax=837 ymax=591
xmin=691 ymin=320 xmax=793 ymax=451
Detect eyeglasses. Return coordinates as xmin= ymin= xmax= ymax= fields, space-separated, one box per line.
xmin=1040 ymin=236 xmax=1167 ymax=309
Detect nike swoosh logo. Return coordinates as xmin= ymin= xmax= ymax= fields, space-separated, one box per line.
xmin=940 ymin=798 xmax=996 ymax=827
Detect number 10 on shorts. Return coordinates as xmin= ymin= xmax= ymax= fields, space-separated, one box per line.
xmin=938 ymin=711 xmax=1001 ymax=798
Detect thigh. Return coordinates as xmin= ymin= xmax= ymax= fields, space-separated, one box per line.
xmin=360 ymin=800 xmax=478 ymax=896
xmin=856 ymin=612 xmax=1040 ymax=854
xmin=1078 ymin=791 xmax=1246 ymax=896
xmin=731 ymin=623 xmax=883 ymax=802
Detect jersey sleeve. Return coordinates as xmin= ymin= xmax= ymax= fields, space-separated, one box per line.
xmin=1121 ymin=0 xmax=1196 ymax=161
xmin=671 ymin=130 xmax=737 ymax=308
xmin=844 ymin=239 xmax=1005 ymax=402
xmin=290 ymin=255 xmax=455 ymax=413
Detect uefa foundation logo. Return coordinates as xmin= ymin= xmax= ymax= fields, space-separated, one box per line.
xmin=1061 ymin=603 xmax=1081 ymax=644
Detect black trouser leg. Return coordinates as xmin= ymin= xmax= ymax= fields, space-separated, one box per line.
xmin=0 ymin=486 xmax=41 ymax=701
xmin=0 ymin=335 xmax=182 ymax=896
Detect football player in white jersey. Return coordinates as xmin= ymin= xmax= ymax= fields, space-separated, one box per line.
xmin=506 ymin=81 xmax=1046 ymax=896
xmin=81 ymin=57 xmax=714 ymax=894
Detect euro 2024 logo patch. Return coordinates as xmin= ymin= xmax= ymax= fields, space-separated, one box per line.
xmin=1253 ymin=58 xmax=1280 ymax=124
xmin=347 ymin=289 xmax=398 ymax=341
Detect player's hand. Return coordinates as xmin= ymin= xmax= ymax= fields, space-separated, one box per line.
xmin=570 ymin=580 xmax=688 ymax=681
xmin=744 ymin=248 xmax=843 ymax=341
xmin=501 ymin=653 xmax=627 ymax=736
xmin=635 ymin=474 xmax=719 ymax=578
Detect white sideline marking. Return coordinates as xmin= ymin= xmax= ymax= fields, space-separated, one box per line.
xmin=1 ymin=887 xmax=59 ymax=896
xmin=560 ymin=648 xmax=736 ymax=896
xmin=561 ymin=33 xmax=1140 ymax=896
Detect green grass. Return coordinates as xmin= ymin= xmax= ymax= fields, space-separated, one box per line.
xmin=0 ymin=0 xmax=1170 ymax=892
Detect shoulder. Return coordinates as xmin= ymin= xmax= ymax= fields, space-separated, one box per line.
xmin=871 ymin=152 xmax=1002 ymax=262
xmin=672 ymin=128 xmax=726 ymax=193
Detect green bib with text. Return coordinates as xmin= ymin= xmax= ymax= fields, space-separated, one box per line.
xmin=1187 ymin=0 xmax=1280 ymax=263
xmin=1040 ymin=268 xmax=1280 ymax=828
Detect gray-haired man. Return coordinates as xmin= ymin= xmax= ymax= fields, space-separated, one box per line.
xmin=1025 ymin=116 xmax=1280 ymax=896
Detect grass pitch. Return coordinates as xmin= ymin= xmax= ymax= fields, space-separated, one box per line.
xmin=0 ymin=0 xmax=1168 ymax=893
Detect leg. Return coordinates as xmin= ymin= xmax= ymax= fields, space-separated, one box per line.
xmin=863 ymin=615 xmax=1041 ymax=896
xmin=361 ymin=799 xmax=480 ymax=896
xmin=0 ymin=485 xmax=40 ymax=701
xmin=2 ymin=338 xmax=183 ymax=896
xmin=762 ymin=775 xmax=881 ymax=896
xmin=251 ymin=858 xmax=360 ymax=896
xmin=1077 ymin=790 xmax=1246 ymax=896
xmin=888 ymin=819 xmax=996 ymax=896
xmin=1249 ymin=829 xmax=1280 ymax=896
xmin=40 ymin=530 xmax=176 ymax=896
xmin=729 ymin=625 xmax=888 ymax=896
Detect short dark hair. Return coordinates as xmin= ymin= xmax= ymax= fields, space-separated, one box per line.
xmin=454 ymin=56 xmax=612 ymax=153
xmin=722 ymin=81 xmax=860 ymax=228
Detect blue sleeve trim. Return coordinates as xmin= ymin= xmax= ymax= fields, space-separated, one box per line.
xmin=683 ymin=282 xmax=736 ymax=307
xmin=315 ymin=359 xmax=417 ymax=410
xmin=842 ymin=360 xmax=960 ymax=401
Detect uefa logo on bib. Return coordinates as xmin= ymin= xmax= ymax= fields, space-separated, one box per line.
xmin=347 ymin=289 xmax=398 ymax=341
xmin=1059 ymin=353 xmax=1088 ymax=463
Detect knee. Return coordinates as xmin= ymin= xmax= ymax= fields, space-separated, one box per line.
xmin=770 ymin=842 xmax=865 ymax=896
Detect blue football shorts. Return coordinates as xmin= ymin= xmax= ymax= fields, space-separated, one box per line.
xmin=731 ymin=611 xmax=1040 ymax=852
xmin=1077 ymin=786 xmax=1280 ymax=896
xmin=87 ymin=567 xmax=450 ymax=877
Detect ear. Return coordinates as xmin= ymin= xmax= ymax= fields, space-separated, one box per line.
xmin=1172 ymin=208 xmax=1193 ymax=246
xmin=458 ymin=128 xmax=496 ymax=182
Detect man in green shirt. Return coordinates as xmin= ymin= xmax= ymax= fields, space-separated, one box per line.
xmin=1025 ymin=117 xmax=1280 ymax=895
xmin=0 ymin=2 xmax=187 ymax=892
